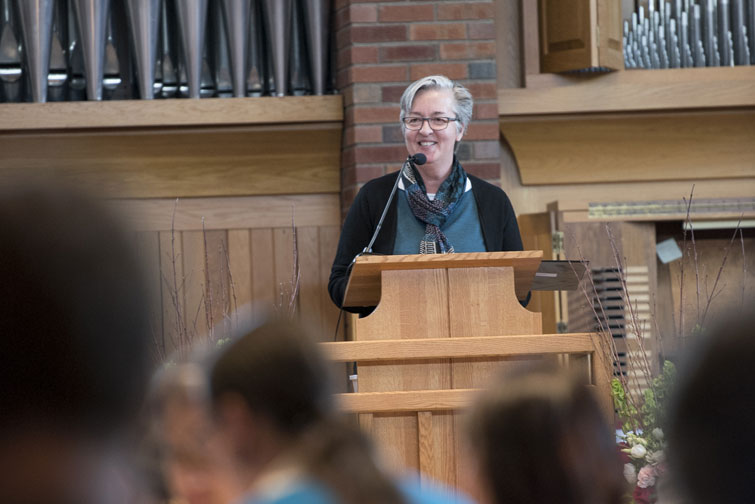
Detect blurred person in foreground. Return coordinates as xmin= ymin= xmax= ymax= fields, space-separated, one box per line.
xmin=209 ymin=316 xmax=468 ymax=504
xmin=464 ymin=367 xmax=625 ymax=504
xmin=666 ymin=308 xmax=755 ymax=504
xmin=143 ymin=361 xmax=242 ymax=504
xmin=0 ymin=179 xmax=152 ymax=504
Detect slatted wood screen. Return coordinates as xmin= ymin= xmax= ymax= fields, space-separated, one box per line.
xmin=117 ymin=194 xmax=344 ymax=360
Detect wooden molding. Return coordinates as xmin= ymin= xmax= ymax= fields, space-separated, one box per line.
xmin=0 ymin=96 xmax=344 ymax=198
xmin=113 ymin=194 xmax=341 ymax=231
xmin=501 ymin=109 xmax=755 ymax=185
xmin=500 ymin=67 xmax=755 ymax=115
xmin=343 ymin=251 xmax=543 ymax=307
xmin=322 ymin=333 xmax=596 ymax=362
xmin=336 ymin=389 xmax=478 ymax=413
xmin=0 ymin=95 xmax=343 ymax=132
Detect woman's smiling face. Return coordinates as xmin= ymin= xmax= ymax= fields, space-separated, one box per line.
xmin=404 ymin=88 xmax=464 ymax=171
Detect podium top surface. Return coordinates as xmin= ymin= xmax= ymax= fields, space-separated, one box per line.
xmin=343 ymin=251 xmax=543 ymax=308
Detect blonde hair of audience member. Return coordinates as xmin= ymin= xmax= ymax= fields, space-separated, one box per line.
xmin=209 ymin=317 xmax=407 ymax=504
xmin=145 ymin=362 xmax=242 ymax=504
xmin=667 ymin=308 xmax=755 ymax=504
xmin=465 ymin=367 xmax=625 ymax=504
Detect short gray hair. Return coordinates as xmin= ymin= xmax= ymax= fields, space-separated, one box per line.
xmin=399 ymin=75 xmax=474 ymax=135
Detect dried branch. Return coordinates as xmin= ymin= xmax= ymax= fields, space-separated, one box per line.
xmin=221 ymin=240 xmax=239 ymax=332
xmin=274 ymin=207 xmax=301 ymax=320
xmin=163 ymin=198 xmax=192 ymax=357
xmin=699 ymin=216 xmax=742 ymax=329
xmin=201 ymin=218 xmax=215 ymax=343
xmin=604 ymin=224 xmax=652 ymax=406
xmin=566 ymin=233 xmax=641 ymax=413
xmin=678 ymin=185 xmax=695 ymax=340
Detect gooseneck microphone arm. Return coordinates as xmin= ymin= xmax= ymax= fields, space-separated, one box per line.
xmin=359 ymin=153 xmax=426 ymax=256
xmin=334 ymin=153 xmax=427 ymax=341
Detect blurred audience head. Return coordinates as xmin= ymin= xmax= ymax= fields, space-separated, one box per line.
xmin=465 ymin=366 xmax=625 ymax=504
xmin=0 ymin=178 xmax=152 ymax=504
xmin=209 ymin=316 xmax=406 ymax=504
xmin=144 ymin=361 xmax=240 ymax=504
xmin=667 ymin=308 xmax=755 ymax=504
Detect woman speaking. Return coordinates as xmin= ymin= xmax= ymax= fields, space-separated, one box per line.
xmin=328 ymin=75 xmax=525 ymax=312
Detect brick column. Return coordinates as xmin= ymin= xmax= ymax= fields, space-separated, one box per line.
xmin=334 ymin=0 xmax=500 ymax=214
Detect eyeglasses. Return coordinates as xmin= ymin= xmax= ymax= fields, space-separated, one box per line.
xmin=401 ymin=116 xmax=459 ymax=131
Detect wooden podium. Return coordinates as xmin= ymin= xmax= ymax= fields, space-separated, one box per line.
xmin=321 ymin=251 xmax=612 ymax=494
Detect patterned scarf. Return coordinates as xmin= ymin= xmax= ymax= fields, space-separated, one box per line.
xmin=401 ymin=158 xmax=468 ymax=254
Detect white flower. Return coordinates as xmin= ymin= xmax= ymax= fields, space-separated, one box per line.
xmin=637 ymin=465 xmax=657 ymax=488
xmin=652 ymin=428 xmax=664 ymax=440
xmin=630 ymin=444 xmax=647 ymax=459
xmin=624 ymin=463 xmax=637 ymax=484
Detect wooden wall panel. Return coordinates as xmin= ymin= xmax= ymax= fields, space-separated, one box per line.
xmin=273 ymin=228 xmax=297 ymax=313
xmin=661 ymin=231 xmax=755 ymax=351
xmin=518 ymin=212 xmax=558 ymax=333
xmin=501 ymin=110 xmax=755 ymax=185
xmin=319 ymin=226 xmax=342 ymax=340
xmin=0 ymin=124 xmax=341 ymax=198
xmin=182 ymin=231 xmax=209 ymax=343
xmin=135 ymin=232 xmax=164 ymax=359
xmin=115 ymin=194 xmax=340 ymax=231
xmin=299 ymin=227 xmax=324 ymax=333
xmin=124 ymin=194 xmax=342 ymax=360
xmin=251 ymin=229 xmax=277 ymax=317
xmin=539 ymin=0 xmax=593 ymax=72
xmin=228 ymin=230 xmax=253 ymax=328
xmin=597 ymin=0 xmax=624 ymax=69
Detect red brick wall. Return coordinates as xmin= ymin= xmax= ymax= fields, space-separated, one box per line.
xmin=334 ymin=0 xmax=500 ymax=213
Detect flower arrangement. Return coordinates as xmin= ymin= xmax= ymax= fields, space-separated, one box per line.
xmin=613 ymin=361 xmax=676 ymax=504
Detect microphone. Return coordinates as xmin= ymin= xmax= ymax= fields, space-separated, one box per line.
xmin=357 ymin=153 xmax=425 ymax=257
xmin=409 ymin=153 xmax=427 ymax=166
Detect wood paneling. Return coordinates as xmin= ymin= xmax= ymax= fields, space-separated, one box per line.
xmin=337 ymin=389 xmax=477 ymax=413
xmin=322 ymin=334 xmax=597 ymax=362
xmin=343 ymin=251 xmax=542 ymax=307
xmin=518 ymin=211 xmax=558 ymax=333
xmin=597 ymin=0 xmax=624 ymax=69
xmin=500 ymin=67 xmax=755 ymax=115
xmin=501 ymin=110 xmax=755 ymax=185
xmin=539 ymin=0 xmax=593 ymax=72
xmin=130 ymin=194 xmax=343 ymax=359
xmin=0 ymin=95 xmax=343 ymax=132
xmin=538 ymin=0 xmax=621 ymax=73
xmin=113 ymin=194 xmax=340 ymax=230
xmin=332 ymin=327 xmax=612 ymax=489
xmin=0 ymin=124 xmax=341 ymax=198
xmin=661 ymin=230 xmax=755 ymax=350
xmin=251 ymin=228 xmax=277 ymax=316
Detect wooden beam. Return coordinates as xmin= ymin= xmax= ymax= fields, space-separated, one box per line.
xmin=112 ymin=194 xmax=341 ymax=231
xmin=321 ymin=333 xmax=597 ymax=362
xmin=0 ymin=123 xmax=342 ymax=198
xmin=336 ymin=389 xmax=478 ymax=413
xmin=0 ymin=95 xmax=343 ymax=132
xmin=501 ymin=109 xmax=755 ymax=185
xmin=500 ymin=67 xmax=755 ymax=115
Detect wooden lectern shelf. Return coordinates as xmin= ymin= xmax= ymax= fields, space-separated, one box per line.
xmin=342 ymin=250 xmax=542 ymax=308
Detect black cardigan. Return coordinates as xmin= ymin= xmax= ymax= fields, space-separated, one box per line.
xmin=328 ymin=171 xmax=525 ymax=313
